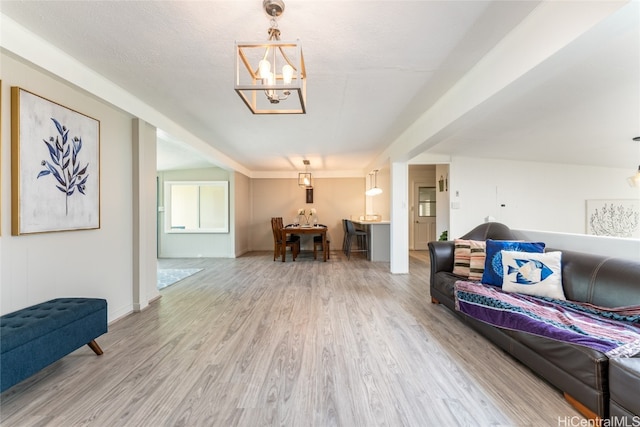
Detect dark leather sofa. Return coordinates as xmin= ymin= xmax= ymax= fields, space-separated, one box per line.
xmin=428 ymin=222 xmax=640 ymax=420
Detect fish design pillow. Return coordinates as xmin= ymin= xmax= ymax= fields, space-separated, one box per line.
xmin=501 ymin=250 xmax=565 ymax=300
xmin=481 ymin=240 xmax=545 ymax=286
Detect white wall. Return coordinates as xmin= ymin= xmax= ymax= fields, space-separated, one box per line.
xmin=233 ymin=172 xmax=251 ymax=257
xmin=250 ymin=177 xmax=365 ymax=252
xmin=132 ymin=119 xmax=159 ymax=311
xmin=157 ymin=167 xmax=234 ymax=258
xmin=0 ymin=53 xmax=136 ymax=321
xmin=448 ymin=156 xmax=640 ymax=239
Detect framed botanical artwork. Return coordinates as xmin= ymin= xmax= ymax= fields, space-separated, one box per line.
xmin=1 ymin=80 xmax=2 ymax=236
xmin=586 ymin=199 xmax=640 ymax=238
xmin=11 ymin=87 xmax=100 ymax=235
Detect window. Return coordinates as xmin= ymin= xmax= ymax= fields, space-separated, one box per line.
xmin=418 ymin=186 xmax=436 ymax=217
xmin=164 ymin=181 xmax=229 ymax=233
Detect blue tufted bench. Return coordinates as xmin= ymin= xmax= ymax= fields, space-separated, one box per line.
xmin=0 ymin=298 xmax=107 ymax=393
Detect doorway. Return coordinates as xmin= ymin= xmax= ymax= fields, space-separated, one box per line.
xmin=413 ymin=183 xmax=436 ymax=250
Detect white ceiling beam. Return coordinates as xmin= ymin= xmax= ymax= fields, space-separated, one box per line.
xmin=0 ymin=13 xmax=251 ymax=177
xmin=373 ymin=0 xmax=629 ymax=169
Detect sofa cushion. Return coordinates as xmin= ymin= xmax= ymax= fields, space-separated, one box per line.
xmin=481 ymin=240 xmax=545 ymax=286
xmin=501 ymin=250 xmax=565 ymax=300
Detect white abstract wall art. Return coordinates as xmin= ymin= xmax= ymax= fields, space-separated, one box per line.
xmin=11 ymin=87 xmax=100 ymax=235
xmin=586 ymin=199 xmax=640 ymax=238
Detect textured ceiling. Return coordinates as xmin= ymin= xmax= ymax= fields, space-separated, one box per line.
xmin=1 ymin=1 xmax=638 ymax=173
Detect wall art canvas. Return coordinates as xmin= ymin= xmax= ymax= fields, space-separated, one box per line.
xmin=11 ymin=87 xmax=100 ymax=235
xmin=586 ymin=199 xmax=640 ymax=238
xmin=1 ymin=80 xmax=3 ymax=236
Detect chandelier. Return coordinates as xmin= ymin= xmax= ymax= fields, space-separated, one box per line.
xmin=235 ymin=0 xmax=307 ymax=114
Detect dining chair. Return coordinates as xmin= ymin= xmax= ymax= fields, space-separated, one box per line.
xmin=313 ymin=225 xmax=330 ymax=260
xmin=344 ymin=219 xmax=368 ymax=260
xmin=274 ymin=217 xmax=300 ymax=243
xmin=271 ymin=217 xmax=300 ymax=261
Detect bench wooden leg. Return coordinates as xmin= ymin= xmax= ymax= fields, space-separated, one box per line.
xmin=431 ymin=297 xmax=440 ymax=304
xmin=87 ymin=339 xmax=104 ymax=356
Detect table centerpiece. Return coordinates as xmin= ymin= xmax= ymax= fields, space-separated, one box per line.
xmin=297 ymin=208 xmax=317 ymax=227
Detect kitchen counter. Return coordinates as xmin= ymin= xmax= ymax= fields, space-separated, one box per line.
xmin=352 ymin=220 xmax=390 ymax=262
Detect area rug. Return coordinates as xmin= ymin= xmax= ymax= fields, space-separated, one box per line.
xmin=157 ymin=268 xmax=203 ymax=290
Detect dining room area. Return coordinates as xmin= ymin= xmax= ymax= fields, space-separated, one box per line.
xmin=258 ymin=164 xmax=392 ymax=263
xmin=155 ymin=163 xmax=440 ymax=268
xmin=272 ymin=214 xmax=381 ymax=263
xmin=272 ymin=212 xmax=394 ymax=264
xmin=156 ymin=167 xmax=372 ymax=260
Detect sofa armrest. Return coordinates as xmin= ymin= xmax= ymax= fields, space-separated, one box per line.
xmin=428 ymin=241 xmax=455 ymax=286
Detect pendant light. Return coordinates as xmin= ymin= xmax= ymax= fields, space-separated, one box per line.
xmin=628 ymin=165 xmax=640 ymax=187
xmin=366 ymin=170 xmax=383 ymax=196
xmin=629 ymin=137 xmax=640 ymax=187
xmin=298 ymin=160 xmax=312 ymax=188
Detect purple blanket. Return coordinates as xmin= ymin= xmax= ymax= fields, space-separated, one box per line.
xmin=454 ymin=280 xmax=640 ymax=358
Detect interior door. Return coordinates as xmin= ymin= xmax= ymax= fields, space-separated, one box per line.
xmin=414 ymin=184 xmax=436 ymax=250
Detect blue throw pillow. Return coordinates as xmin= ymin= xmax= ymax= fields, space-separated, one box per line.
xmin=481 ymin=240 xmax=545 ymax=286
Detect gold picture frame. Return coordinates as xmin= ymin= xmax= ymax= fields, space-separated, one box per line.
xmin=1 ymin=79 xmax=2 ymax=236
xmin=11 ymin=87 xmax=100 ymax=235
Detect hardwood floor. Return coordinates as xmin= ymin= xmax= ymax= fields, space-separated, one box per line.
xmin=0 ymin=251 xmax=580 ymax=426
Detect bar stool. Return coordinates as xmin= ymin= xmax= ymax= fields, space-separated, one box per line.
xmin=342 ymin=219 xmax=349 ymax=255
xmin=344 ymin=219 xmax=368 ymax=259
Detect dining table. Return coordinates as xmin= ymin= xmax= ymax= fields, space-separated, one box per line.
xmin=281 ymin=224 xmax=328 ymax=262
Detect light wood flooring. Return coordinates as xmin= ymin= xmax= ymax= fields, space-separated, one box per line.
xmin=0 ymin=250 xmax=580 ymax=426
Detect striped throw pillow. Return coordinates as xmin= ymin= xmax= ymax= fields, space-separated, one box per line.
xmin=468 ymin=240 xmax=487 ymax=281
xmin=453 ymin=239 xmax=471 ymax=277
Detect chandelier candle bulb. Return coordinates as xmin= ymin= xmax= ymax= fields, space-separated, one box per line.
xmin=258 ymin=60 xmax=271 ymax=79
xmin=283 ymin=64 xmax=294 ymax=84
